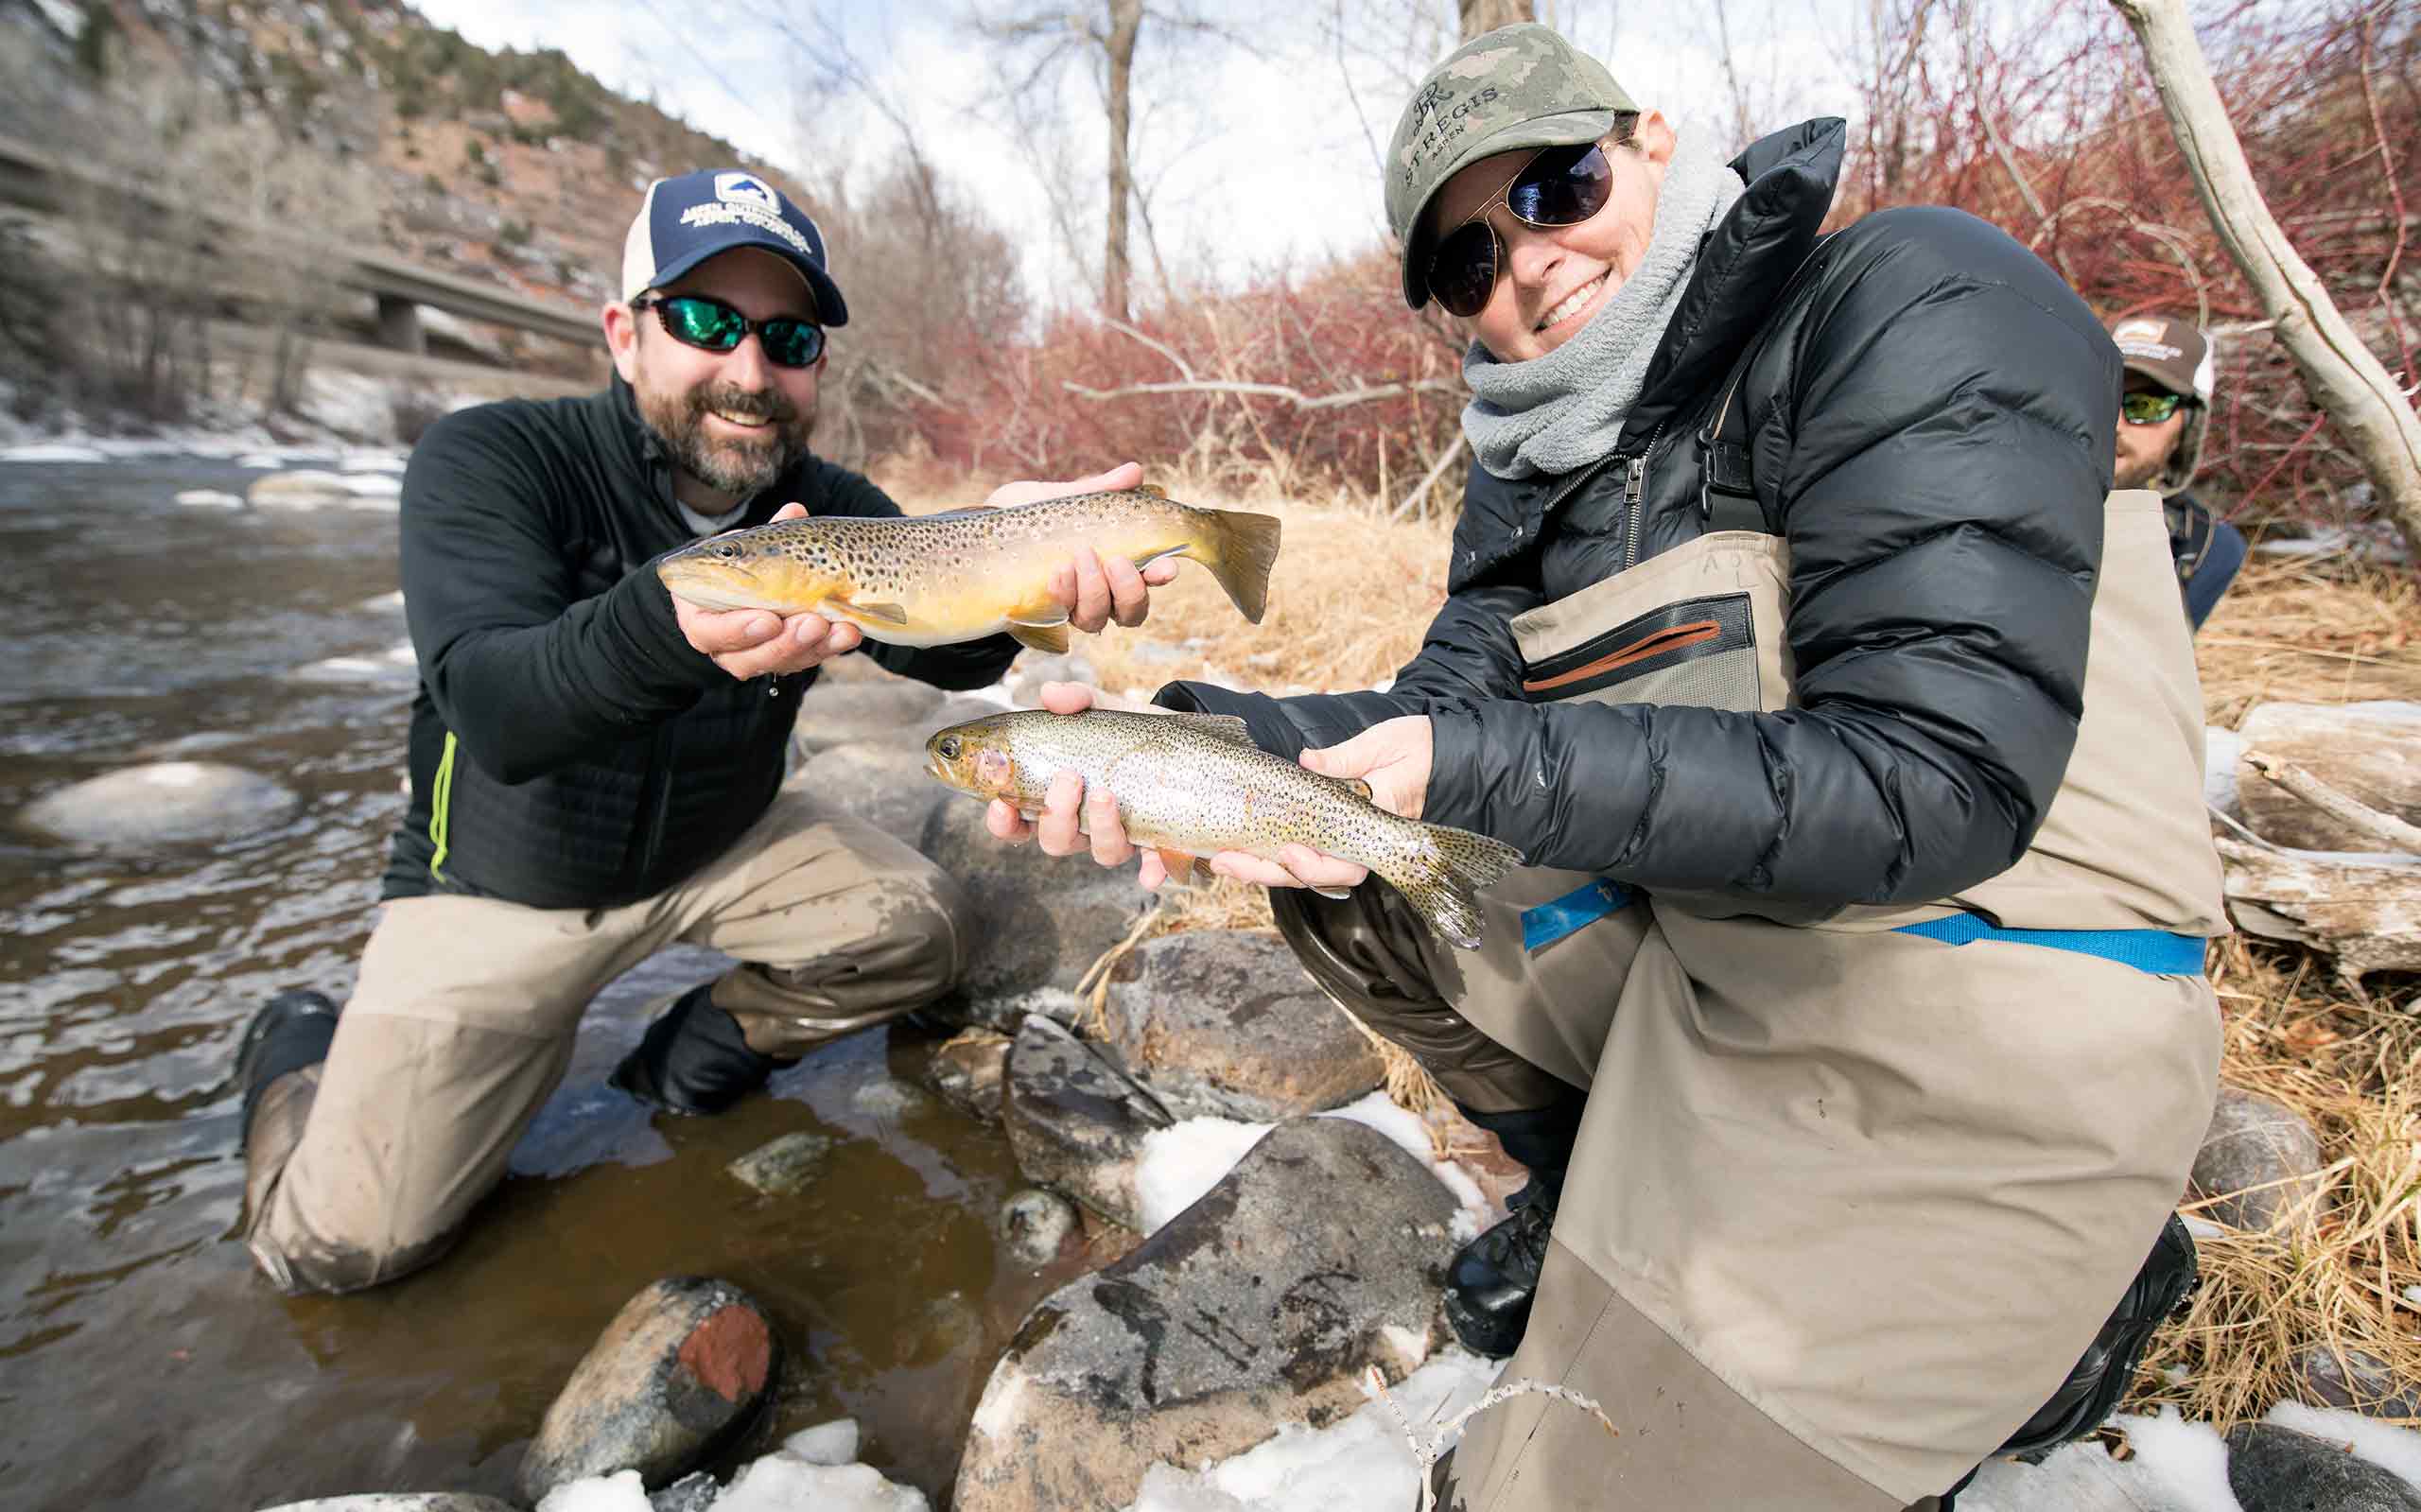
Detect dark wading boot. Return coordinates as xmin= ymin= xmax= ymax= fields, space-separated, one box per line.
xmin=1997 ymin=1211 xmax=2201 ymax=1457
xmin=236 ymin=989 xmax=340 ymax=1218
xmin=612 ymin=982 xmax=793 ymax=1116
xmin=1443 ymin=1091 xmax=1589 ymax=1358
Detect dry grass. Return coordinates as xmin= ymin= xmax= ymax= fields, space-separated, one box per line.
xmin=895 ymin=462 xmax=2421 ymax=1429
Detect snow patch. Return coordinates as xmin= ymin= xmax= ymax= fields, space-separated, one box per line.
xmin=2268 ymin=1400 xmax=2421 ymax=1489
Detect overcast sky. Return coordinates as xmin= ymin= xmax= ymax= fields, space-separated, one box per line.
xmin=405 ymin=0 xmax=1856 ymax=302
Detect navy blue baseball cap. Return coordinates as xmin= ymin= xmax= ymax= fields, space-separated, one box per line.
xmin=620 ymin=168 xmax=849 ymax=327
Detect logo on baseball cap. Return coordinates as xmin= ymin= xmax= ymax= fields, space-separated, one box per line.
xmin=2108 ymin=315 xmax=2213 ymax=403
xmin=1385 ymin=23 xmax=1637 ymax=309
xmin=621 ymin=168 xmax=849 ymax=327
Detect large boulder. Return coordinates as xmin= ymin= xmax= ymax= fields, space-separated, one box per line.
xmin=517 ymin=1277 xmax=779 ymax=1502
xmin=2189 ymin=1088 xmax=2325 ymax=1232
xmin=784 ymin=741 xmax=949 ymax=848
xmin=790 ymin=680 xmax=949 ymax=755
xmin=2226 ymin=1422 xmax=2421 ymax=1511
xmin=1095 ymin=930 xmax=1385 ymax=1120
xmin=1002 ymin=1015 xmax=1173 ymax=1229
xmin=917 ymin=795 xmax=1157 ymax=1000
xmin=19 ymin=761 xmax=300 ymax=848
xmin=954 ymin=1117 xmax=1460 ymax=1512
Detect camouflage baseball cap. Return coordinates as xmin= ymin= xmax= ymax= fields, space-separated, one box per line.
xmin=1385 ymin=23 xmax=1637 ymax=309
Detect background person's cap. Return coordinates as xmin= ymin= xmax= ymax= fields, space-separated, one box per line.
xmin=2107 ymin=314 xmax=2213 ymax=403
xmin=1385 ymin=22 xmax=1637 ymax=309
xmin=620 ymin=169 xmax=849 ymax=327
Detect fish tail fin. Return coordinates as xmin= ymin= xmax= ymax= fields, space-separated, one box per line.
xmin=1375 ymin=823 xmax=1524 ymax=950
xmin=1189 ymin=509 xmax=1283 ymax=624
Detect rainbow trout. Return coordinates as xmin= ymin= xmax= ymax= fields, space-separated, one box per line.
xmin=655 ymin=486 xmax=1282 ymax=653
xmin=923 ymin=708 xmax=1524 ymax=948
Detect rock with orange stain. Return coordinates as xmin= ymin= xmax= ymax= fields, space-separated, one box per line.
xmin=517 ymin=1277 xmax=780 ymax=1503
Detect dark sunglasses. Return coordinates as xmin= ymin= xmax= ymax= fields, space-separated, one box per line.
xmin=2120 ymin=391 xmax=2189 ymax=426
xmin=1425 ymin=143 xmax=1617 ymax=318
xmin=632 ymin=293 xmax=826 ymax=368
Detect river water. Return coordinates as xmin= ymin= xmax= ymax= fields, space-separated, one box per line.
xmin=0 ymin=459 xmax=1075 ymax=1510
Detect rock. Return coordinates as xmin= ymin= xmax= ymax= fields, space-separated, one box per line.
xmin=276 ymin=1496 xmax=529 ymax=1512
xmin=1096 ymin=931 xmax=1385 ymax=1120
xmin=2227 ymin=1422 xmax=2421 ymax=1511
xmin=791 ymin=681 xmax=949 ymax=754
xmin=19 ymin=761 xmax=300 ymax=848
xmin=2300 ymin=1347 xmax=2421 ymax=1419
xmin=917 ymin=794 xmax=1157 ymax=999
xmin=925 ymin=1029 xmax=1011 ymax=1123
xmin=1002 ymin=1015 xmax=1173 ymax=1228
xmin=785 ymin=741 xmax=949 ymax=847
xmin=954 ymin=1118 xmax=1459 ymax=1512
xmin=1006 ymin=652 xmax=1097 ymax=706
xmin=726 ymin=1132 xmax=835 ymax=1196
xmin=2189 ymin=1088 xmax=2325 ymax=1231
xmin=648 ymin=1473 xmax=720 ymax=1511
xmin=998 ymin=1188 xmax=1080 ymax=1268
xmin=518 ymin=1277 xmax=780 ymax=1502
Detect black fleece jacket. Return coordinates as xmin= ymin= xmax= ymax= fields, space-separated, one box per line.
xmin=382 ymin=377 xmax=1017 ymax=909
xmin=1158 ymin=120 xmax=2119 ymax=915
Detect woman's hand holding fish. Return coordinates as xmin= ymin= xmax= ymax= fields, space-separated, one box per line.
xmin=981 ymin=462 xmax=1179 ymax=633
xmin=674 ymin=503 xmax=868 ymax=679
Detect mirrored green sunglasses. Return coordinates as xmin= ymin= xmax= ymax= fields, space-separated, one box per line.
xmin=2120 ymin=390 xmax=2188 ymax=426
xmin=632 ymin=293 xmax=826 ymax=368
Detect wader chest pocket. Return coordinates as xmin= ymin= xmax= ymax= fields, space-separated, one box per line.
xmin=1520 ymin=592 xmax=1759 ymax=712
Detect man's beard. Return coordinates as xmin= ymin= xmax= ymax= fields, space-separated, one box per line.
xmin=636 ymin=375 xmax=816 ymax=497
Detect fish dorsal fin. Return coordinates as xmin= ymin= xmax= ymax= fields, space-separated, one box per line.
xmin=1169 ymin=712 xmax=1253 ymax=744
xmin=1009 ymin=622 xmax=1070 ymax=654
xmin=835 ymin=597 xmax=910 ymax=625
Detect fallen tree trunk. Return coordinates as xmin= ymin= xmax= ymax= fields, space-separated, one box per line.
xmin=2112 ymin=0 xmax=2421 ymax=563
xmin=2235 ymin=703 xmax=2421 ymax=852
xmin=2218 ymin=837 xmax=2421 ymax=992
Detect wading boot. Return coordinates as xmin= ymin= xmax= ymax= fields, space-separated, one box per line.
xmin=236 ymin=989 xmax=340 ymax=1219
xmin=1443 ymin=1090 xmax=1589 ymax=1357
xmin=612 ymin=982 xmax=793 ymax=1116
xmin=1997 ymin=1212 xmax=2201 ymax=1457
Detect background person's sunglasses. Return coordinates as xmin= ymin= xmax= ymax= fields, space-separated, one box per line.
xmin=632 ymin=293 xmax=827 ymax=368
xmin=2120 ymin=391 xmax=2189 ymax=425
xmin=1425 ymin=143 xmax=1616 ymax=318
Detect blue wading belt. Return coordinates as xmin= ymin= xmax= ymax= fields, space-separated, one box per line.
xmin=1521 ymin=878 xmax=1634 ymax=953
xmin=1892 ymin=912 xmax=2208 ymax=976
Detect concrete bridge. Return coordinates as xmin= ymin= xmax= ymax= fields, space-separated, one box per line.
xmin=0 ymin=131 xmax=602 ymax=356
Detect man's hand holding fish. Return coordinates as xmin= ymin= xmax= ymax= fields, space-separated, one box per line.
xmin=668 ymin=461 xmax=1182 ymax=678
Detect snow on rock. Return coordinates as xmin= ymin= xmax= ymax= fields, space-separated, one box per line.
xmin=2204 ymin=723 xmax=2242 ymax=820
xmin=533 ymin=1470 xmax=650 ymax=1511
xmin=1134 ymin=1091 xmax=1491 ymax=1240
xmin=175 ymin=489 xmax=247 ymax=508
xmin=711 ymin=1456 xmax=928 ymax=1512
xmin=2267 ymin=1401 xmax=2421 ymax=1491
xmin=781 ymin=1418 xmax=862 ymax=1467
xmin=1 ymin=442 xmax=107 ymax=462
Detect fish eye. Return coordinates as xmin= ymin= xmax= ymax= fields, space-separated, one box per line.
xmin=936 ymin=736 xmax=961 ymax=759
xmin=712 ymin=541 xmax=741 ymax=559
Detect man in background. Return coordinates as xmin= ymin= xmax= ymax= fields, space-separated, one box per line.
xmin=2109 ymin=313 xmax=2247 ymax=630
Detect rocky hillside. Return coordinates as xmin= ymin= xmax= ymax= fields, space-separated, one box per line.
xmin=5 ymin=0 xmax=796 ymax=322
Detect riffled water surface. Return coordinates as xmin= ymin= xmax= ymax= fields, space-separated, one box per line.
xmin=0 ymin=460 xmax=1071 ymax=1511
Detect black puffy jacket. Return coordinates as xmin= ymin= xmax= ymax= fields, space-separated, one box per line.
xmin=1159 ymin=119 xmax=2120 ymax=911
xmin=384 ymin=378 xmax=1018 ymax=910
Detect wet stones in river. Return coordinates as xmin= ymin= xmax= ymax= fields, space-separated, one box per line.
xmin=726 ymin=1131 xmax=835 ymax=1197
xmin=2226 ymin=1422 xmax=2421 ymax=1511
xmin=18 ymin=761 xmax=300 ymax=848
xmin=1002 ymin=1015 xmax=1172 ymax=1231
xmin=924 ymin=1027 xmax=1011 ymax=1123
xmin=790 ymin=679 xmax=950 ymax=756
xmin=1095 ymin=930 xmax=1385 ymax=1121
xmin=917 ymin=793 xmax=1158 ymax=1001
xmin=997 ymin=1188 xmax=1079 ymax=1268
xmin=518 ymin=1277 xmax=780 ymax=1503
xmin=2300 ymin=1347 xmax=2421 ymax=1420
xmin=2189 ymin=1088 xmax=2325 ymax=1232
xmin=953 ymin=1118 xmax=1460 ymax=1512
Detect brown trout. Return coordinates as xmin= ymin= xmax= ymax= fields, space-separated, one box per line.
xmin=922 ymin=708 xmax=1523 ymax=948
xmin=654 ymin=486 xmax=1282 ymax=653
